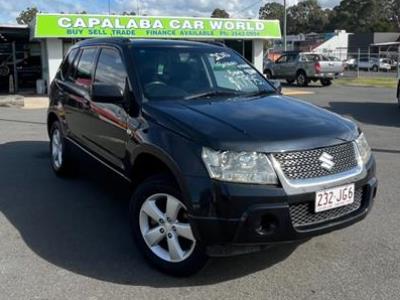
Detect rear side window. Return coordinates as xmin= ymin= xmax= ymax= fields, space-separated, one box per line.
xmin=74 ymin=48 xmax=97 ymax=89
xmin=94 ymin=48 xmax=127 ymax=94
xmin=60 ymin=48 xmax=78 ymax=79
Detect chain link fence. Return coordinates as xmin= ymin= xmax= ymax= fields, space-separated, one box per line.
xmin=313 ymin=47 xmax=400 ymax=79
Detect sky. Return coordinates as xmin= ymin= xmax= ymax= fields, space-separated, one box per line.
xmin=0 ymin=0 xmax=342 ymax=24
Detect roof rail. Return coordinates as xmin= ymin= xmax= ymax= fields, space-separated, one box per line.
xmin=77 ymin=37 xmax=131 ymax=46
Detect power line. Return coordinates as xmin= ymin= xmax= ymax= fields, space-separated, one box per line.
xmin=232 ymin=0 xmax=265 ymax=17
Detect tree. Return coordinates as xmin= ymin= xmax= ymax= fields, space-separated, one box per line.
xmin=122 ymin=11 xmax=137 ymax=16
xmin=384 ymin=0 xmax=400 ymax=31
xmin=259 ymin=2 xmax=285 ymax=30
xmin=286 ymin=0 xmax=330 ymax=34
xmin=329 ymin=0 xmax=394 ymax=32
xmin=211 ymin=8 xmax=230 ymax=18
xmin=16 ymin=7 xmax=39 ymax=25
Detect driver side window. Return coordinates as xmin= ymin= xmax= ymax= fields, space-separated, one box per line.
xmin=276 ymin=55 xmax=287 ymax=64
xmin=94 ymin=48 xmax=127 ymax=98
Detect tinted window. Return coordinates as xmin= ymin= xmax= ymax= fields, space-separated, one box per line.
xmin=287 ymin=54 xmax=297 ymax=62
xmin=61 ymin=48 xmax=78 ymax=79
xmin=75 ymin=48 xmax=97 ymax=88
xmin=94 ymin=48 xmax=127 ymax=95
xmin=132 ymin=47 xmax=274 ymax=101
xmin=276 ymin=55 xmax=287 ymax=63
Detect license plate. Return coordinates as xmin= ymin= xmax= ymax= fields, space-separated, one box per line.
xmin=315 ymin=184 xmax=355 ymax=213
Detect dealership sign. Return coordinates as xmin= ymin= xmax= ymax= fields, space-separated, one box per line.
xmin=34 ymin=13 xmax=281 ymax=39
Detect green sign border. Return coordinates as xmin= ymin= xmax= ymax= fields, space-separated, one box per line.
xmin=34 ymin=13 xmax=281 ymax=40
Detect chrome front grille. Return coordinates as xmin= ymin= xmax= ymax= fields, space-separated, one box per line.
xmin=289 ymin=188 xmax=363 ymax=228
xmin=273 ymin=142 xmax=358 ymax=180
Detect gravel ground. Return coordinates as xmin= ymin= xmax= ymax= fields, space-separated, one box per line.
xmin=0 ymin=85 xmax=399 ymax=300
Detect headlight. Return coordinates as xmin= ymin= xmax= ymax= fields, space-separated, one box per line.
xmin=355 ymin=133 xmax=371 ymax=164
xmin=201 ymin=147 xmax=278 ymax=184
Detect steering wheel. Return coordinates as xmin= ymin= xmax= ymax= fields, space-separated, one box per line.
xmin=144 ymin=81 xmax=168 ymax=91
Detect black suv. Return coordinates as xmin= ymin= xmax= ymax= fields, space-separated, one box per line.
xmin=48 ymin=38 xmax=377 ymax=276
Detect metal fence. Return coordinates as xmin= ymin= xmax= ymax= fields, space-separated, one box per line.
xmin=313 ymin=48 xmax=400 ymax=79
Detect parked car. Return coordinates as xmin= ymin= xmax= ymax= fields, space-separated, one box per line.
xmin=357 ymin=58 xmax=391 ymax=72
xmin=344 ymin=57 xmax=356 ymax=70
xmin=48 ymin=38 xmax=377 ymax=276
xmin=264 ymin=52 xmax=344 ymax=87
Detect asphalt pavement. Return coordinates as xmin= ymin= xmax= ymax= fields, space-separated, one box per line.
xmin=0 ymin=84 xmax=399 ymax=299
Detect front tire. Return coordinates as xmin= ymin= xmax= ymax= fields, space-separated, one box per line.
xmin=130 ymin=175 xmax=208 ymax=276
xmin=264 ymin=70 xmax=272 ymax=79
xmin=49 ymin=121 xmax=73 ymax=176
xmin=296 ymin=71 xmax=308 ymax=87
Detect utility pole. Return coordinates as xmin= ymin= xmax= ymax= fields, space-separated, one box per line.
xmin=108 ymin=0 xmax=111 ymax=15
xmin=283 ymin=0 xmax=287 ymax=51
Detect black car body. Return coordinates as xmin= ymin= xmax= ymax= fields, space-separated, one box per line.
xmin=397 ymin=78 xmax=400 ymax=107
xmin=47 ymin=38 xmax=377 ymax=276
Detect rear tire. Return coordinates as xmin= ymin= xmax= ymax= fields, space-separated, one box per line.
xmin=296 ymin=71 xmax=308 ymax=87
xmin=49 ymin=121 xmax=74 ymax=176
xmin=320 ymin=79 xmax=332 ymax=87
xmin=264 ymin=70 xmax=272 ymax=79
xmin=130 ymin=174 xmax=208 ymax=276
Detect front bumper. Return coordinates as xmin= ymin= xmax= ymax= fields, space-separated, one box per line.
xmin=187 ymin=158 xmax=377 ymax=247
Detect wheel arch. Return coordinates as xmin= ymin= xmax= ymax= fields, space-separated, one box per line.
xmin=47 ymin=112 xmax=60 ymax=136
xmin=129 ymin=145 xmax=191 ymax=202
xmin=296 ymin=68 xmax=307 ymax=76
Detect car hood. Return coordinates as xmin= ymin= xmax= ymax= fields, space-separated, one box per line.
xmin=142 ymin=95 xmax=358 ymax=153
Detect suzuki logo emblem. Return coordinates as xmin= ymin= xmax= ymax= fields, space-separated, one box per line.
xmin=319 ymin=152 xmax=335 ymax=171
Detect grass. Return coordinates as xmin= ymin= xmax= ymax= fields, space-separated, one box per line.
xmin=336 ymin=76 xmax=398 ymax=89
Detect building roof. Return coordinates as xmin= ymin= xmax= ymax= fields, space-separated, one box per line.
xmin=0 ymin=24 xmax=29 ymax=29
xmin=370 ymin=41 xmax=400 ymax=47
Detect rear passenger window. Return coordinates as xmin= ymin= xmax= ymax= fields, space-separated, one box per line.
xmin=94 ymin=48 xmax=127 ymax=94
xmin=75 ymin=48 xmax=97 ymax=89
xmin=61 ymin=48 xmax=78 ymax=80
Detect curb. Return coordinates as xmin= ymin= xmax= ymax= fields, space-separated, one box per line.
xmin=0 ymin=96 xmax=49 ymax=109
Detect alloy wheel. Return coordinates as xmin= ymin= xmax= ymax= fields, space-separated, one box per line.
xmin=51 ymin=128 xmax=63 ymax=169
xmin=139 ymin=193 xmax=196 ymax=263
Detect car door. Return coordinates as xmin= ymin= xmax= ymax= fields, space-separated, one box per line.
xmin=62 ymin=47 xmax=98 ymax=144
xmin=82 ymin=46 xmax=130 ymax=170
xmin=284 ymin=53 xmax=298 ymax=78
xmin=273 ymin=55 xmax=288 ymax=78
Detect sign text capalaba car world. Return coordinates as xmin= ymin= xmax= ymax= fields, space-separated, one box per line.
xmin=34 ymin=14 xmax=281 ymax=39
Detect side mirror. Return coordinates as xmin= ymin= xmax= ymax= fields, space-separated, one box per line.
xmin=271 ymin=80 xmax=282 ymax=94
xmin=91 ymin=83 xmax=124 ymax=103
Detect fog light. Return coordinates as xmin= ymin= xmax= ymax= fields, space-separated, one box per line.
xmin=255 ymin=215 xmax=278 ymax=236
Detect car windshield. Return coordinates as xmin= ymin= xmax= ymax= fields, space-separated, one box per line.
xmin=131 ymin=46 xmax=275 ymax=101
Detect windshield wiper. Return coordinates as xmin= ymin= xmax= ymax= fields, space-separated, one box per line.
xmin=243 ymin=90 xmax=276 ymax=98
xmin=184 ymin=90 xmax=242 ymax=100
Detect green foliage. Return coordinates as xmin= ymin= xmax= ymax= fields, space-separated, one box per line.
xmin=287 ymin=0 xmax=331 ymax=34
xmin=122 ymin=11 xmax=137 ymax=16
xmin=211 ymin=8 xmax=230 ymax=19
xmin=259 ymin=0 xmax=400 ymax=34
xmin=384 ymin=0 xmax=400 ymax=30
xmin=16 ymin=7 xmax=38 ymax=25
xmin=258 ymin=3 xmax=285 ymax=30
